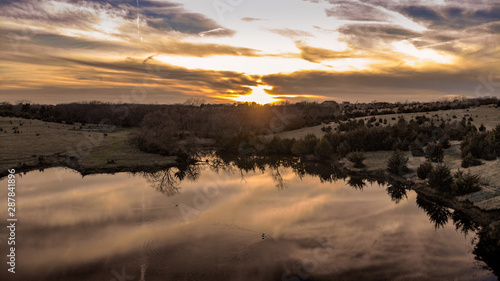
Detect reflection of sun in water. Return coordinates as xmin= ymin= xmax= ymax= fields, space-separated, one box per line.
xmin=232 ymin=85 xmax=280 ymax=104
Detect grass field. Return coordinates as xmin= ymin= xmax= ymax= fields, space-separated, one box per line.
xmin=276 ymin=104 xmax=500 ymax=139
xmin=0 ymin=117 xmax=175 ymax=173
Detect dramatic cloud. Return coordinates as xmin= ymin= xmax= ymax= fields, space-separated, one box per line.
xmin=261 ymin=68 xmax=483 ymax=102
xmin=0 ymin=0 xmax=499 ymax=103
xmin=325 ymin=1 xmax=391 ymax=22
xmin=399 ymin=5 xmax=500 ymax=29
xmin=338 ymin=24 xmax=422 ymax=48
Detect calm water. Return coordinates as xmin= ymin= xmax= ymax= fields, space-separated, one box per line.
xmin=0 ymin=159 xmax=497 ymax=281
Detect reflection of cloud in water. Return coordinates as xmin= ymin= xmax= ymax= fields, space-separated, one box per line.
xmin=0 ymin=162 xmax=495 ymax=281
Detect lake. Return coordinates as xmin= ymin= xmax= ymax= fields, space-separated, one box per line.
xmin=0 ymin=157 xmax=497 ymax=281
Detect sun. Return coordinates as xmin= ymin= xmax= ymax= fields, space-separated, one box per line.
xmin=232 ymin=85 xmax=280 ymax=104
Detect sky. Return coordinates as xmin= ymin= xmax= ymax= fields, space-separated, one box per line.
xmin=0 ymin=0 xmax=499 ymax=104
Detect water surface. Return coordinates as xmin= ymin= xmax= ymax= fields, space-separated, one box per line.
xmin=0 ymin=160 xmax=497 ymax=281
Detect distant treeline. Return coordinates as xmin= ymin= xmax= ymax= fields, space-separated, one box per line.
xmin=130 ymin=98 xmax=499 ymax=156
xmin=0 ymin=102 xmax=162 ymax=127
xmin=1 ymin=98 xmax=497 ymax=129
xmin=1 ymin=98 xmax=499 ymax=157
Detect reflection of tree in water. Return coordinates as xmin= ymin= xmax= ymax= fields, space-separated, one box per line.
xmin=415 ymin=193 xmax=482 ymax=234
xmin=207 ymin=157 xmax=230 ymax=174
xmin=347 ymin=175 xmax=366 ymax=190
xmin=474 ymin=223 xmax=500 ymax=277
xmin=452 ymin=210 xmax=479 ymax=236
xmin=209 ymin=155 xmax=292 ymax=189
xmin=270 ymin=168 xmax=287 ymax=190
xmin=211 ymin=154 xmax=369 ymax=188
xmin=164 ymin=154 xmax=499 ymax=278
xmin=416 ymin=194 xmax=451 ymax=229
xmin=386 ymin=179 xmax=410 ymax=204
xmin=143 ymin=165 xmax=200 ymax=196
xmin=415 ymin=191 xmax=500 ymax=278
xmin=291 ymin=161 xmax=347 ymax=183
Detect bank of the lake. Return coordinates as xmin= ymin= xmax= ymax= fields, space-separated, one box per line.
xmin=0 ymin=117 xmax=179 ymax=178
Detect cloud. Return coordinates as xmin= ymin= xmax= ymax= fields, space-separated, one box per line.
xmin=152 ymin=38 xmax=262 ymax=57
xmin=339 ymin=24 xmax=421 ymax=39
xmin=337 ymin=24 xmax=421 ymax=49
xmin=399 ymin=5 xmax=500 ymax=29
xmin=145 ymin=9 xmax=233 ymax=35
xmin=269 ymin=28 xmax=314 ymax=38
xmin=1 ymin=0 xmax=499 ymax=104
xmin=261 ymin=68 xmax=483 ymax=102
xmin=488 ymin=23 xmax=500 ymax=33
xmin=54 ymin=56 xmax=260 ymax=94
xmin=296 ymin=43 xmax=356 ymax=63
xmin=325 ymin=1 xmax=391 ymax=22
xmin=0 ymin=0 xmax=233 ymax=37
xmin=402 ymin=6 xmax=442 ymax=24
xmin=199 ymin=28 xmax=234 ymax=37
xmin=241 ymin=17 xmax=266 ymax=22
xmin=8 ymin=30 xmax=143 ymax=53
xmin=0 ymin=0 xmax=105 ymax=30
xmin=0 ymin=86 xmax=196 ymax=104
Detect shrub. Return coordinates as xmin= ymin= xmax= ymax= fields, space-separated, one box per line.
xmin=417 ymin=161 xmax=433 ymax=179
xmin=439 ymin=135 xmax=451 ymax=149
xmin=453 ymin=170 xmax=481 ymax=195
xmin=387 ymin=150 xmax=410 ymax=176
xmin=461 ymin=153 xmax=483 ymax=168
xmin=410 ymin=140 xmax=425 ymax=157
xmin=291 ymin=134 xmax=319 ymax=156
xmin=425 ymin=142 xmax=444 ymax=162
xmin=347 ymin=151 xmax=366 ymax=168
xmin=337 ymin=142 xmax=351 ymax=157
xmin=321 ymin=126 xmax=332 ymax=133
xmin=267 ymin=137 xmax=295 ymax=155
xmin=461 ymin=131 xmax=497 ymax=160
xmin=314 ymin=137 xmax=334 ymax=160
xmin=393 ymin=138 xmax=409 ymax=151
xmin=428 ymin=164 xmax=453 ymax=193
xmin=494 ymin=124 xmax=500 ymax=157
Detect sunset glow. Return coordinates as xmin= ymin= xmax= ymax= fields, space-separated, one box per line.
xmin=230 ymin=85 xmax=280 ymax=104
xmin=0 ymin=0 xmax=499 ymax=104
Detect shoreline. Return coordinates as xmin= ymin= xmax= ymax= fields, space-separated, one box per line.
xmin=3 ymin=155 xmax=498 ymax=215
xmin=0 ymin=154 xmax=190 ymax=178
